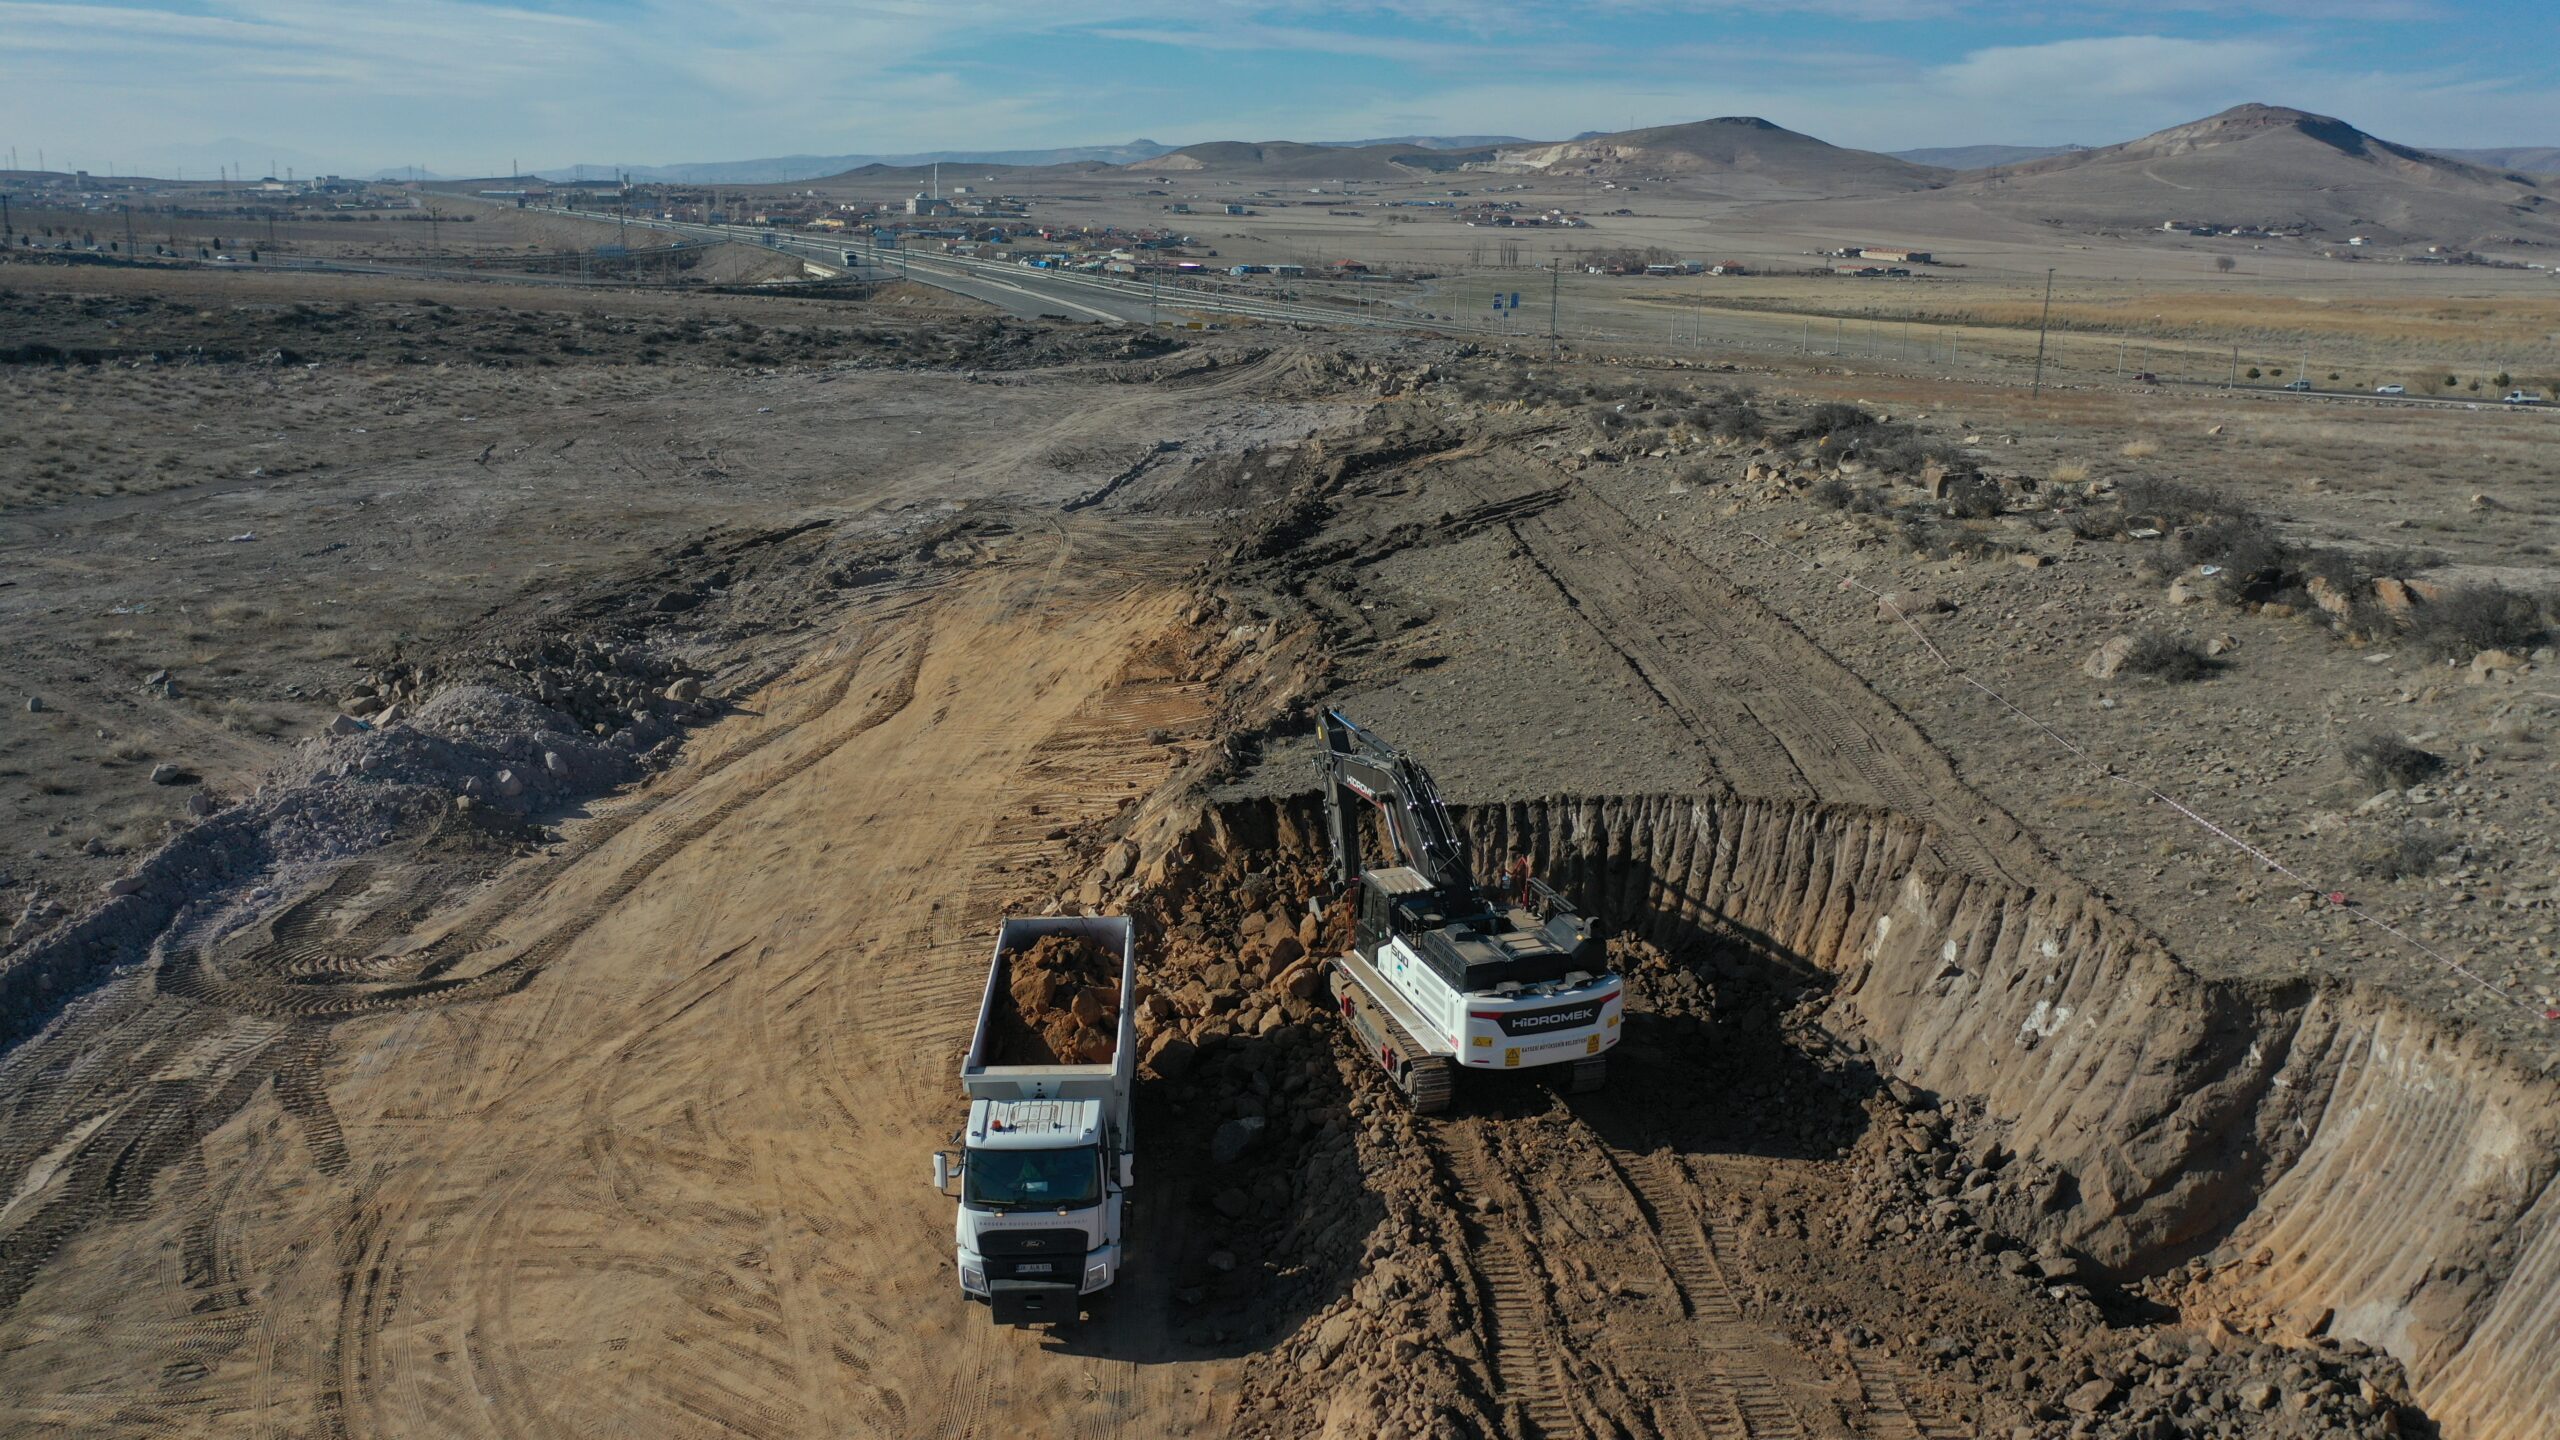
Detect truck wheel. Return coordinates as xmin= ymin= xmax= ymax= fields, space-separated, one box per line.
xmin=1566 ymin=1057 xmax=1607 ymax=1094
xmin=1403 ymin=1057 xmax=1455 ymax=1114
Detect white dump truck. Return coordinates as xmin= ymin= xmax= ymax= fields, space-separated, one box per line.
xmin=932 ymin=916 xmax=1137 ymax=1325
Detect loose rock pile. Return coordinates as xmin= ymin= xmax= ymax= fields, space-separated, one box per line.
xmin=1130 ymin=845 xmax=1481 ymax=1437
xmin=988 ymin=933 xmax=1122 ymax=1066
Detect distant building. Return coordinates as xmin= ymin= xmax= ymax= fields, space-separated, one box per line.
xmin=1859 ymin=246 xmax=1930 ymax=263
xmin=905 ymin=193 xmax=953 ymax=217
xmin=1708 ymin=261 xmax=1748 ymax=276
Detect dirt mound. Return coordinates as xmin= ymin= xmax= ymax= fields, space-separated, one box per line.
xmin=989 ymin=932 xmax=1123 ymax=1065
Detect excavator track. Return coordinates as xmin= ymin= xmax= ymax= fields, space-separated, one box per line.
xmin=1329 ymin=958 xmax=1455 ymax=1115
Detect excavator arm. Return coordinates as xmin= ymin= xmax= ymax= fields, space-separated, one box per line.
xmin=1316 ymin=711 xmax=1473 ymax=894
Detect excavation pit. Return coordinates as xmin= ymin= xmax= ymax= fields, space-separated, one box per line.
xmin=1128 ymin=790 xmax=2559 ymax=1438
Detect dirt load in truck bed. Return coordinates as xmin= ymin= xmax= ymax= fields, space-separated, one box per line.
xmin=989 ymin=933 xmax=1124 ymax=1067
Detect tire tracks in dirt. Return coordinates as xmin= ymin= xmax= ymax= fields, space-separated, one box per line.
xmin=1440 ymin=450 xmax=2043 ymax=890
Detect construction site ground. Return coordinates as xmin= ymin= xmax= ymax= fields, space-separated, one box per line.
xmin=4 ymin=263 xmax=2555 ymax=1438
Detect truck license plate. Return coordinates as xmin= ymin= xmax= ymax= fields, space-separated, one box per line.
xmin=1015 ymin=1262 xmax=1054 ymax=1275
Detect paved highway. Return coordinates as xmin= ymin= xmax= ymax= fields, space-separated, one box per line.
xmin=553 ymin=208 xmax=1497 ymax=334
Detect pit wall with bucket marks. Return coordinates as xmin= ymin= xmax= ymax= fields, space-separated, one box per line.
xmin=1197 ymin=790 xmax=2558 ymax=1440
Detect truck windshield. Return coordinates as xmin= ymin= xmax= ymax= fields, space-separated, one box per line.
xmin=965 ymin=1145 xmax=1102 ymax=1210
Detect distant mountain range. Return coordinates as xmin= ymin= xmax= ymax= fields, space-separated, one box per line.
xmin=539 ymin=144 xmax=1174 ymax=185
xmin=2431 ymin=146 xmax=2560 ymax=175
xmin=1889 ymin=144 xmax=2086 ymax=170
xmin=531 ymin=135 xmax=1528 ymax=186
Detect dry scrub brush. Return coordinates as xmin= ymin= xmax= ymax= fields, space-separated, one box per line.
xmin=2119 ymin=632 xmax=2218 ymax=682
xmin=2401 ymin=584 xmax=2552 ymax=660
xmin=2342 ymin=733 xmax=2445 ymax=790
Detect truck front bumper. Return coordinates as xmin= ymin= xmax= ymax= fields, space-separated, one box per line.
xmin=988 ymin=1279 xmax=1083 ymax=1325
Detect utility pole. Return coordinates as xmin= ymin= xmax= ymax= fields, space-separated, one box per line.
xmin=2030 ymin=267 xmax=2056 ymax=398
xmin=1547 ymin=262 xmax=1559 ymax=358
xmin=2228 ymin=346 xmax=2238 ymax=391
xmin=123 ymin=204 xmax=136 ymax=257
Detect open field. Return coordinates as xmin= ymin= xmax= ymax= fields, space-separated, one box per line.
xmin=8 ymin=194 xmax=686 ymax=265
xmin=3 ymin=252 xmax=2558 ymax=1439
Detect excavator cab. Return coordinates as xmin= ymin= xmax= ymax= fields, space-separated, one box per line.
xmin=1352 ymin=864 xmax=1482 ymax=963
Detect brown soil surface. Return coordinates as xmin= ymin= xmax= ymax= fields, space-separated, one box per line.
xmin=991 ymin=932 xmax=1122 ymax=1066
xmin=0 ymin=262 xmax=2551 ymax=1440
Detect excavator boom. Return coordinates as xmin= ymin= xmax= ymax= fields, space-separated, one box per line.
xmin=1316 ymin=710 xmax=1472 ymax=896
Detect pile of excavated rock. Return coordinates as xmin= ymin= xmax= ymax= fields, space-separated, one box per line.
xmin=990 ymin=933 xmax=1122 ymax=1066
xmin=1132 ymin=848 xmax=1486 ymax=1439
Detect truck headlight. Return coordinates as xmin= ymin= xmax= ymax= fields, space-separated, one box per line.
xmin=960 ymin=1263 xmax=989 ymax=1296
xmin=1082 ymin=1261 xmax=1112 ymax=1293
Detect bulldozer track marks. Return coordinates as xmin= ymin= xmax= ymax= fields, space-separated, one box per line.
xmin=1443 ymin=451 xmax=2037 ymax=891
xmin=1597 ymin=1145 xmax=1816 ymax=1440
xmin=1430 ymin=1123 xmax=1587 ymax=1440
xmin=1418 ymin=1086 xmax=1899 ymax=1440
xmin=1573 ymin=482 xmax=2030 ymax=891
xmin=1845 ymin=1354 xmax=1971 ymax=1440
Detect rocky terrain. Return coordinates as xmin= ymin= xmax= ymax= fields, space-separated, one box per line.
xmin=1 ymin=260 xmax=2555 ymax=1439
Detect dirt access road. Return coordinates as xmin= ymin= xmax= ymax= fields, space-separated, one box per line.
xmin=0 ymin=525 xmax=1251 ymax=1437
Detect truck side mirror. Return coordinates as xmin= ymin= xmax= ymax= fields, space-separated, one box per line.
xmin=933 ymin=1150 xmax=961 ymax=1194
xmin=1118 ymin=1153 xmax=1135 ymax=1189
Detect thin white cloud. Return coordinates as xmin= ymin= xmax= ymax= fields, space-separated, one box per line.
xmin=1932 ymin=35 xmax=2297 ymax=103
xmin=0 ymin=2 xmax=2551 ymax=175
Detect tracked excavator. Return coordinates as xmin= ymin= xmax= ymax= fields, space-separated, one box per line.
xmin=1316 ymin=711 xmax=1620 ymax=1112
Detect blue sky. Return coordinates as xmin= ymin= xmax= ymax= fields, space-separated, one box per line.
xmin=2 ymin=1 xmax=2551 ymax=177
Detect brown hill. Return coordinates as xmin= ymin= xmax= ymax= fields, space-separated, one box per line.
xmin=1488 ymin=117 xmax=1944 ymax=197
xmin=1959 ymin=103 xmax=2555 ymax=247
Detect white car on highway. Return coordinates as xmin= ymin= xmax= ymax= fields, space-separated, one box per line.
xmin=2503 ymin=390 xmax=2545 ymax=405
xmin=2374 ymin=384 xmax=2405 ymax=396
